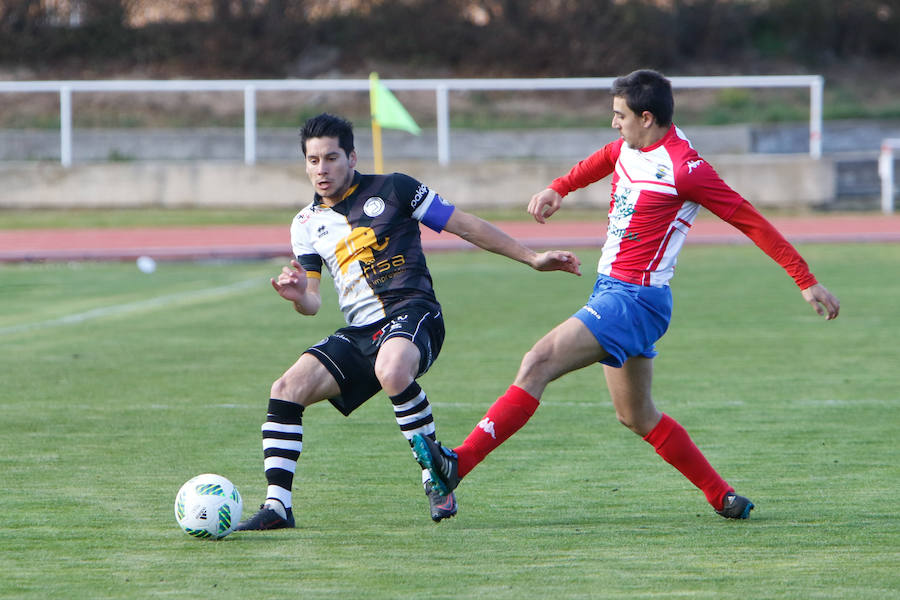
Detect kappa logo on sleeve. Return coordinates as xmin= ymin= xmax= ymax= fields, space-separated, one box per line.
xmin=687 ymin=159 xmax=705 ymax=174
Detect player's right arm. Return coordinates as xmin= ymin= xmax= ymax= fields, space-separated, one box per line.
xmin=527 ymin=188 xmax=564 ymax=224
xmin=271 ymin=259 xmax=322 ymax=315
xmin=529 ymin=141 xmax=620 ymax=223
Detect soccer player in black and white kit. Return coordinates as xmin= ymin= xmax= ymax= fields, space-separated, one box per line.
xmin=236 ymin=113 xmax=581 ymax=530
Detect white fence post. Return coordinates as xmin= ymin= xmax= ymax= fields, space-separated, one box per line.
xmin=809 ymin=75 xmax=823 ymax=159
xmin=244 ymin=84 xmax=256 ymax=166
xmin=60 ymin=85 xmax=72 ymax=167
xmin=878 ymin=139 xmax=900 ymax=215
xmin=436 ymin=84 xmax=450 ymax=166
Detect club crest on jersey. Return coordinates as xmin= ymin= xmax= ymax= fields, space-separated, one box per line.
xmin=316 ymin=225 xmax=328 ymax=238
xmin=363 ymin=196 xmax=386 ymax=217
xmin=655 ymin=165 xmax=669 ymax=179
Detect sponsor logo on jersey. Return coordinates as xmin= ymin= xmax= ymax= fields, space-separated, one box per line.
xmin=687 ymin=159 xmax=704 ymax=173
xmin=410 ymin=184 xmax=429 ymax=209
xmin=612 ymin=186 xmax=633 ymax=208
xmin=363 ymin=196 xmax=386 ymax=217
xmin=655 ymin=165 xmax=668 ymax=179
xmin=607 ymin=224 xmax=640 ymax=241
xmin=335 ymin=227 xmax=390 ymax=274
xmin=362 ymin=254 xmax=407 ymax=282
xmin=611 ymin=198 xmax=635 ymax=219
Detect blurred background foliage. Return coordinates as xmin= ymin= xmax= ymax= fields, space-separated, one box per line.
xmin=1 ymin=0 xmax=898 ymax=78
xmin=2 ymin=1 xmax=899 ymax=130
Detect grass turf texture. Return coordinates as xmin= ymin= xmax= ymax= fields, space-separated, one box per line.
xmin=1 ymin=244 xmax=897 ymax=599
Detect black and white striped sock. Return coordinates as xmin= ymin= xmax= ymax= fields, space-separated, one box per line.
xmin=390 ymin=381 xmax=438 ymax=489
xmin=390 ymin=381 xmax=436 ymax=447
xmin=262 ymin=398 xmax=303 ymax=510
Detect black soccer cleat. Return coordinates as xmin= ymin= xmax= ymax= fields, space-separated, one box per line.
xmin=716 ymin=493 xmax=755 ymax=519
xmin=425 ymin=481 xmax=457 ymax=522
xmin=234 ymin=502 xmax=295 ymax=531
xmin=412 ymin=434 xmax=460 ymax=497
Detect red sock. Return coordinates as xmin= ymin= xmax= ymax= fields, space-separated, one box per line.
xmin=643 ymin=413 xmax=733 ymax=510
xmin=454 ymin=385 xmax=539 ymax=478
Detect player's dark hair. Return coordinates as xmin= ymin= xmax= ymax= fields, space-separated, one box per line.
xmin=300 ymin=113 xmax=355 ymax=157
xmin=611 ymin=69 xmax=674 ymax=127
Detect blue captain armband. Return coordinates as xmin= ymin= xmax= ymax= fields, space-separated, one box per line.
xmin=415 ymin=192 xmax=456 ymax=232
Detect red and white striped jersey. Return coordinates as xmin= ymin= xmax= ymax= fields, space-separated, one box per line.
xmin=550 ymin=125 xmax=817 ymax=289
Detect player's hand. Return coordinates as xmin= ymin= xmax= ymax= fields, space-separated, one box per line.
xmin=528 ymin=188 xmax=563 ymax=224
xmin=801 ymin=283 xmax=840 ymax=320
xmin=532 ymin=250 xmax=582 ymax=276
xmin=271 ymin=260 xmax=309 ymax=302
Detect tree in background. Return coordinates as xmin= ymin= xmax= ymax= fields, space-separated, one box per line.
xmin=1 ymin=0 xmax=898 ymax=77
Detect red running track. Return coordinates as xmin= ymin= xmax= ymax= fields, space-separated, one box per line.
xmin=1 ymin=214 xmax=899 ymax=263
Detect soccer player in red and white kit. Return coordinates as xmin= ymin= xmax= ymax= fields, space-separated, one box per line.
xmin=413 ymin=69 xmax=840 ymax=519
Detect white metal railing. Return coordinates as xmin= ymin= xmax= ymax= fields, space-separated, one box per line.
xmin=0 ymin=75 xmax=824 ymax=167
xmin=878 ymin=138 xmax=900 ymax=215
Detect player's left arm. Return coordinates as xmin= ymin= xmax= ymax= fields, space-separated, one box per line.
xmin=398 ymin=172 xmax=581 ymax=275
xmin=682 ymin=161 xmax=839 ymax=320
xmin=442 ymin=209 xmax=582 ymax=276
xmin=726 ymin=200 xmax=839 ymax=320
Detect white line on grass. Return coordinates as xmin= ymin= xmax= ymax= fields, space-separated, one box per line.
xmin=0 ymin=277 xmax=265 ymax=336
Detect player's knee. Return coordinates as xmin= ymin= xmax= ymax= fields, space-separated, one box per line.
xmin=517 ymin=346 xmax=553 ymax=384
xmin=615 ymin=409 xmax=658 ymax=436
xmin=270 ymin=376 xmax=294 ymax=402
xmin=374 ymin=364 xmax=413 ymax=396
xmin=615 ymin=411 xmax=639 ymax=433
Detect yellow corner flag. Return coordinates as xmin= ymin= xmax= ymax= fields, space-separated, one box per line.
xmin=370 ymin=72 xmax=420 ymax=173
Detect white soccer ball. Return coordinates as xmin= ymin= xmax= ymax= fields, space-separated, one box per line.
xmin=174 ymin=473 xmax=243 ymax=539
xmin=136 ymin=255 xmax=157 ymax=273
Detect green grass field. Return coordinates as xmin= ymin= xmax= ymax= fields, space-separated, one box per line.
xmin=1 ymin=244 xmax=898 ymax=599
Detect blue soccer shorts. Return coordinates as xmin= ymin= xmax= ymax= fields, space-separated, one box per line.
xmin=573 ymin=273 xmax=673 ymax=368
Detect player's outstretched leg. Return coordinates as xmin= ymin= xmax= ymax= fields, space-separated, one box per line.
xmin=716 ymin=493 xmax=755 ymax=519
xmin=412 ymin=434 xmax=460 ymax=497
xmin=388 ymin=382 xmax=456 ymax=521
